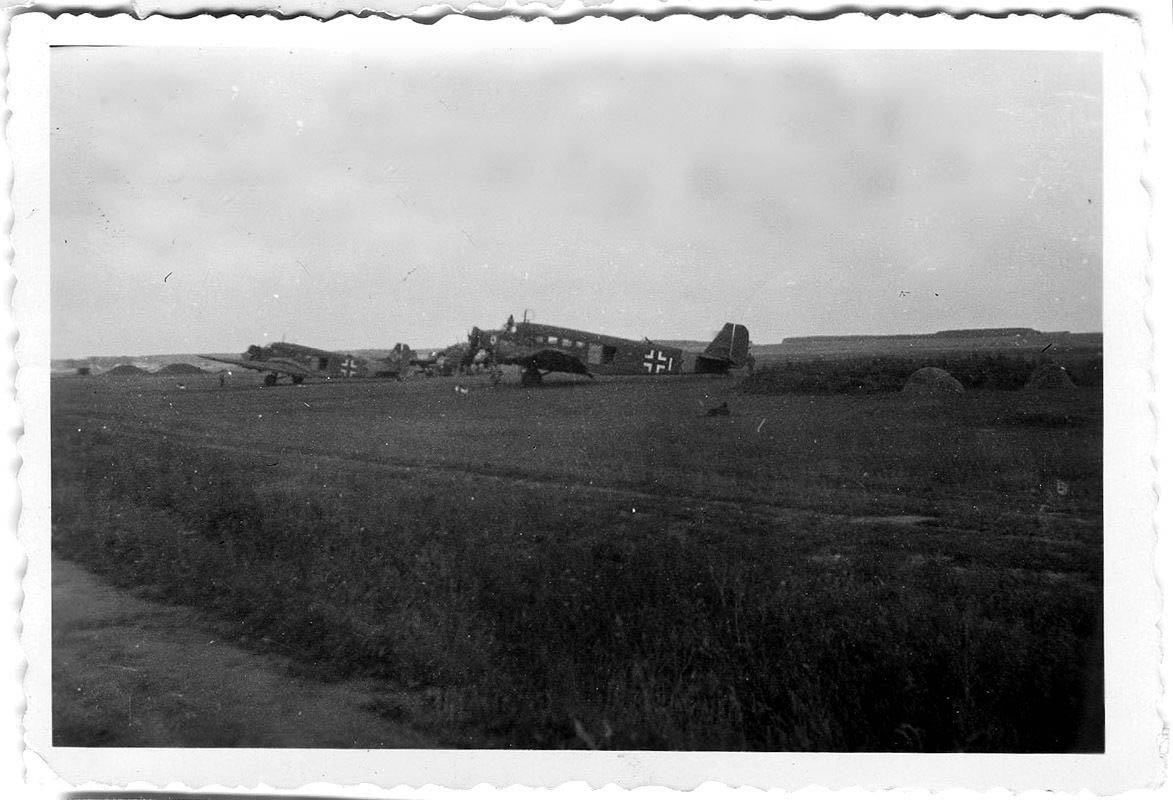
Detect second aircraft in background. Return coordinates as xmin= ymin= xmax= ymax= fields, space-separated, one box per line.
xmin=202 ymin=341 xmax=420 ymax=385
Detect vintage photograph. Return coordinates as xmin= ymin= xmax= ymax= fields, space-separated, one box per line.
xmin=43 ymin=23 xmax=1107 ymax=754
xmin=11 ymin=10 xmax=1159 ymax=790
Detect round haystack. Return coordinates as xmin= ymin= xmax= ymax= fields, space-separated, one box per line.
xmin=1026 ymin=362 xmax=1076 ymax=391
xmin=103 ymin=364 xmax=150 ymax=376
xmin=157 ymin=362 xmax=205 ymax=376
xmin=902 ymin=367 xmax=964 ymax=396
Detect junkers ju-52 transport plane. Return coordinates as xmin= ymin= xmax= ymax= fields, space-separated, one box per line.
xmin=408 ymin=342 xmax=469 ymax=377
xmin=201 ymin=342 xmax=415 ymax=386
xmin=464 ymin=314 xmax=752 ymax=386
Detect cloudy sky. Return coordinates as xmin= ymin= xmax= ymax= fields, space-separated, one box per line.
xmin=50 ymin=43 xmax=1101 ymax=358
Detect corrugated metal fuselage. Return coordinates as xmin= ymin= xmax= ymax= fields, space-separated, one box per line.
xmin=501 ymin=322 xmax=685 ymax=376
xmin=248 ymin=342 xmax=372 ymax=379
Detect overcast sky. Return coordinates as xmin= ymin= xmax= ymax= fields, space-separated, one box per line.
xmin=50 ymin=44 xmax=1101 ymax=358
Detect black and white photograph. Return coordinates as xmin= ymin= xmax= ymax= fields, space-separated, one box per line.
xmin=5 ymin=9 xmax=1161 ymax=793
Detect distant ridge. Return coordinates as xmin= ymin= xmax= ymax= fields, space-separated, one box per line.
xmin=52 ymin=354 xmax=234 ymax=374
xmin=157 ymin=362 xmax=207 ymax=376
xmin=785 ymin=327 xmax=1090 ymax=344
xmin=933 ymin=327 xmax=1044 ymax=338
xmin=103 ymin=364 xmax=150 ymax=376
xmin=771 ymin=328 xmax=1101 ymax=359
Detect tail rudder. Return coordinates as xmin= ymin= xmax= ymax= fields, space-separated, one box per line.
xmin=700 ymin=322 xmax=750 ymax=369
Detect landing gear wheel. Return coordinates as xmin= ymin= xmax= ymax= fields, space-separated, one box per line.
xmin=521 ymin=366 xmax=543 ymax=388
xmin=291 ymin=375 xmax=304 ymax=385
xmin=264 ymin=373 xmax=278 ymax=387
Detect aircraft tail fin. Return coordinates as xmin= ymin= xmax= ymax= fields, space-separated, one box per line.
xmin=695 ymin=323 xmax=751 ymax=374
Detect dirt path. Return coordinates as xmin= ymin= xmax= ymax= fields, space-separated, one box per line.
xmin=52 ymin=556 xmax=435 ymax=747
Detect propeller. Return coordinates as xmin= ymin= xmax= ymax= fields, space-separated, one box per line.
xmin=461 ymin=327 xmax=481 ymax=368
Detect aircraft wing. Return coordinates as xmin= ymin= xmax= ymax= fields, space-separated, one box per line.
xmin=199 ymin=355 xmax=316 ymax=378
xmin=509 ymin=348 xmax=593 ymax=377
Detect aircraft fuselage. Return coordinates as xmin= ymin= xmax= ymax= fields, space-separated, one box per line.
xmin=494 ymin=322 xmax=684 ymax=376
xmin=467 ymin=318 xmax=750 ymax=383
xmin=202 ymin=341 xmax=412 ymax=384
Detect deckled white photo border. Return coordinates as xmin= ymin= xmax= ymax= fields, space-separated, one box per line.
xmin=5 ymin=10 xmax=1158 ymax=793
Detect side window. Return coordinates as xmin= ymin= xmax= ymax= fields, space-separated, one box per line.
xmin=547 ymin=336 xmax=559 ymax=345
xmin=602 ymin=345 xmax=617 ymax=364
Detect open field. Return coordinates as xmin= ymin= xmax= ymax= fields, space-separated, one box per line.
xmin=51 ymin=368 xmax=1103 ymax=751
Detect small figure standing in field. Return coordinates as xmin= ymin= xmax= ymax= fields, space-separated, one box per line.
xmin=706 ymin=401 xmax=730 ymax=417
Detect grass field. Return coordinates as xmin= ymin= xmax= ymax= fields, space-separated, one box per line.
xmin=51 ymin=368 xmax=1103 ymax=751
xmin=745 ymin=348 xmax=1102 ymax=394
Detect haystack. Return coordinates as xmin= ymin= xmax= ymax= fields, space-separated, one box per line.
xmin=1026 ymin=362 xmax=1076 ymax=391
xmin=902 ymin=367 xmax=964 ymax=396
xmin=104 ymin=364 xmax=150 ymax=376
xmin=157 ymin=362 xmax=205 ymax=376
